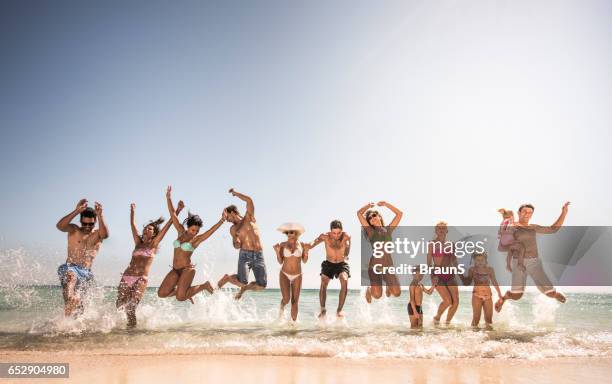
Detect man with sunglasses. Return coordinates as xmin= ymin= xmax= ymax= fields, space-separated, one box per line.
xmin=56 ymin=198 xmax=109 ymax=316
xmin=217 ymin=188 xmax=267 ymax=299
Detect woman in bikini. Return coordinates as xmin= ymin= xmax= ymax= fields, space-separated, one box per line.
xmin=357 ymin=201 xmax=403 ymax=303
xmin=273 ymin=223 xmax=308 ymax=321
xmin=461 ymin=252 xmax=503 ymax=329
xmin=157 ymin=186 xmax=226 ymax=302
xmin=116 ymin=201 xmax=184 ymax=328
xmin=427 ymin=221 xmax=460 ymax=325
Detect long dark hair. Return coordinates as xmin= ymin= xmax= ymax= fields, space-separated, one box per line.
xmin=142 ymin=217 xmax=165 ymax=240
xmin=183 ymin=212 xmax=203 ymax=228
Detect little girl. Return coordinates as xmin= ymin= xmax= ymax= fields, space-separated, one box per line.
xmin=497 ymin=209 xmax=525 ymax=273
xmin=408 ymin=270 xmax=435 ymax=329
xmin=460 ymin=252 xmax=503 ymax=329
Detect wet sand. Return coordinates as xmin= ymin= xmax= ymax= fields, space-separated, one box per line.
xmin=1 ymin=352 xmax=611 ymax=383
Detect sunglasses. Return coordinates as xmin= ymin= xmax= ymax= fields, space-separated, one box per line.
xmin=368 ymin=213 xmax=379 ymax=219
xmin=81 ymin=222 xmax=95 ymax=227
xmin=284 ymin=231 xmax=296 ymax=235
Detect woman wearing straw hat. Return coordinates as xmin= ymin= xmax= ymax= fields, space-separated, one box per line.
xmin=273 ymin=223 xmax=309 ymax=321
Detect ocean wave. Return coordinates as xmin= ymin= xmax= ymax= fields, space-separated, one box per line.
xmin=1 ymin=284 xmax=612 ymax=359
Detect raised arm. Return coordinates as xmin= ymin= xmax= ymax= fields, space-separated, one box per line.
xmin=56 ymin=199 xmax=87 ymax=233
xmin=153 ymin=200 xmax=184 ymax=246
xmin=94 ymin=202 xmax=109 ymax=239
xmin=534 ymin=201 xmax=570 ymax=234
xmin=130 ymin=203 xmax=140 ymax=245
xmin=378 ymin=201 xmax=403 ymax=228
xmin=229 ymin=188 xmax=254 ymax=219
xmin=192 ymin=210 xmax=226 ymax=248
xmin=357 ymin=202 xmax=374 ymax=227
xmin=166 ymin=186 xmax=184 ymax=234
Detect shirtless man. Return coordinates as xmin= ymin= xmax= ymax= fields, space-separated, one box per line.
xmin=56 ymin=199 xmax=109 ymax=316
xmin=496 ymin=202 xmax=569 ymax=312
xmin=309 ymin=220 xmax=351 ymax=318
xmin=217 ymin=188 xmax=267 ymax=299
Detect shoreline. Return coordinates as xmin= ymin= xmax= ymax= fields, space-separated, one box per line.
xmin=1 ymin=352 xmax=611 ymax=383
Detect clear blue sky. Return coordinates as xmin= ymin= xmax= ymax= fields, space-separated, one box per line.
xmin=1 ymin=0 xmax=611 ymax=288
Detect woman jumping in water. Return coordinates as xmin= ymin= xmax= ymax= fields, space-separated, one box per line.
xmin=273 ymin=223 xmax=308 ymax=321
xmin=460 ymin=251 xmax=503 ymax=329
xmin=157 ymin=186 xmax=226 ymax=302
xmin=427 ymin=221 xmax=459 ymax=325
xmin=357 ymin=201 xmax=403 ymax=302
xmin=116 ymin=202 xmax=183 ymax=328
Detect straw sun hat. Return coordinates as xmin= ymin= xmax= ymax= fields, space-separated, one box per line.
xmin=276 ymin=222 xmax=305 ymax=236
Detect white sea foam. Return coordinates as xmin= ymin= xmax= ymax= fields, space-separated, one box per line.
xmin=1 ymin=249 xmax=612 ymax=359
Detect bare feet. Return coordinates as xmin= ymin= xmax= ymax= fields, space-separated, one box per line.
xmin=318 ymin=309 xmax=327 ymax=319
xmin=433 ymin=316 xmax=440 ymax=325
xmin=235 ymin=287 xmax=245 ymax=300
xmin=202 ymin=282 xmax=214 ymax=294
xmin=217 ymin=274 xmax=230 ymax=289
xmin=365 ymin=287 xmax=372 ymax=303
xmin=555 ymin=292 xmax=566 ymax=303
xmin=336 ymin=311 xmax=345 ymax=319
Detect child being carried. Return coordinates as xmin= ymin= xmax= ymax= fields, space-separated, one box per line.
xmin=497 ymin=208 xmax=526 ymax=273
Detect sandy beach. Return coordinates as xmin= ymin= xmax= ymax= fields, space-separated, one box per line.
xmin=1 ymin=352 xmax=611 ymax=384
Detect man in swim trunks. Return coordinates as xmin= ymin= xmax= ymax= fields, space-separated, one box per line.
xmin=56 ymin=199 xmax=109 ymax=316
xmin=309 ymin=220 xmax=351 ymax=318
xmin=496 ymin=202 xmax=569 ymax=312
xmin=217 ymin=188 xmax=267 ymax=299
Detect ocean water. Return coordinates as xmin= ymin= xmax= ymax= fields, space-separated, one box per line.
xmin=1 ymin=285 xmax=611 ymax=359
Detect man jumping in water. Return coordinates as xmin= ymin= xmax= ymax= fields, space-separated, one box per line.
xmin=56 ymin=199 xmax=109 ymax=316
xmin=496 ymin=202 xmax=569 ymax=312
xmin=309 ymin=220 xmax=351 ymax=318
xmin=217 ymin=188 xmax=267 ymax=299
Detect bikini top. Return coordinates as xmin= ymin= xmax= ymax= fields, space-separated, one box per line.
xmin=283 ymin=243 xmax=303 ymax=258
xmin=173 ymin=239 xmax=195 ymax=252
xmin=132 ymin=247 xmax=156 ymax=258
xmin=473 ymin=269 xmax=490 ymax=284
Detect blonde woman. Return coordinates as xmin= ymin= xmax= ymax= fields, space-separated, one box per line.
xmin=273 ymin=223 xmax=308 ymax=321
